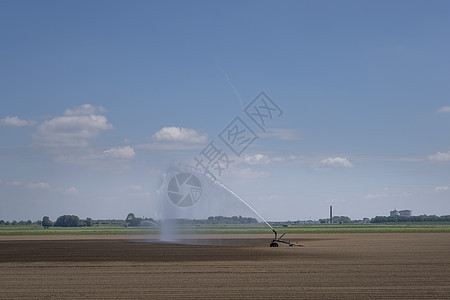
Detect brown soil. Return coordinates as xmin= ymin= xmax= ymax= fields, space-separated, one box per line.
xmin=0 ymin=233 xmax=449 ymax=299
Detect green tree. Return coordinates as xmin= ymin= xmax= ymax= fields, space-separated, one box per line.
xmin=42 ymin=216 xmax=53 ymax=228
xmin=54 ymin=215 xmax=81 ymax=227
xmin=126 ymin=213 xmax=135 ymax=222
xmin=332 ymin=216 xmax=352 ymax=224
xmin=85 ymin=218 xmax=93 ymax=227
xmin=125 ymin=213 xmax=141 ymax=226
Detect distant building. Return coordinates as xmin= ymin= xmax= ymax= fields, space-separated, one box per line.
xmin=399 ymin=210 xmax=412 ymax=217
xmin=390 ymin=209 xmax=412 ymax=217
xmin=390 ymin=210 xmax=399 ymax=216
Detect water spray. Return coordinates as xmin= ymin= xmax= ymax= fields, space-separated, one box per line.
xmin=178 ymin=164 xmax=273 ymax=229
xmin=177 ymin=164 xmax=303 ymax=247
xmin=215 ymin=180 xmax=302 ymax=246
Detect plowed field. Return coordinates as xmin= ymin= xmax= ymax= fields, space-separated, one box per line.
xmin=1 ymin=233 xmax=449 ymax=299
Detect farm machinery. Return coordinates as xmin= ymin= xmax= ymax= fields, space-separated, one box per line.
xmin=270 ymin=229 xmax=303 ymax=247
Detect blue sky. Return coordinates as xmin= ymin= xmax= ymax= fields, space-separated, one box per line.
xmin=1 ymin=0 xmax=449 ymax=221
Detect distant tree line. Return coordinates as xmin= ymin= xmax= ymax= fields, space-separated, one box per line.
xmin=0 ymin=213 xmax=154 ymax=228
xmin=42 ymin=213 xmax=156 ymax=228
xmin=41 ymin=216 xmax=131 ymax=228
xmin=41 ymin=215 xmax=94 ymax=228
xmin=1 ymin=215 xmax=258 ymax=227
xmin=371 ymin=215 xmax=450 ymax=223
xmin=0 ymin=216 xmax=116 ymax=228
xmin=0 ymin=220 xmax=35 ymax=226
xmin=319 ymin=216 xmax=352 ymax=224
xmin=5 ymin=214 xmax=449 ymax=227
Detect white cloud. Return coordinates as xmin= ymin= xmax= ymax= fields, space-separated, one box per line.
xmin=103 ymin=146 xmax=135 ymax=159
xmin=64 ymin=187 xmax=79 ymax=194
xmin=438 ymin=106 xmax=450 ymax=113
xmin=0 ymin=116 xmax=36 ymax=127
xmin=33 ymin=105 xmax=113 ymax=147
xmin=6 ymin=181 xmax=22 ymax=186
xmin=26 ymin=182 xmax=50 ymax=189
xmin=428 ymin=151 xmax=450 ymax=162
xmin=260 ymin=128 xmax=302 ymax=141
xmin=138 ymin=127 xmax=208 ymax=151
xmin=152 ymin=127 xmax=207 ymax=143
xmin=6 ymin=180 xmax=51 ymax=190
xmin=320 ymin=157 xmax=354 ymax=168
xmin=240 ymin=154 xmax=300 ymax=165
xmin=433 ymin=186 xmax=449 ymax=192
xmin=243 ymin=154 xmax=270 ymax=165
xmin=54 ymin=146 xmax=136 ymax=165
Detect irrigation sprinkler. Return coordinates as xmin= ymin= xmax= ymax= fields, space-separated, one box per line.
xmin=170 ymin=164 xmax=304 ymax=247
xmin=270 ymin=229 xmax=303 ymax=247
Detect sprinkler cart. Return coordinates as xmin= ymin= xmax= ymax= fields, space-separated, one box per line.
xmin=270 ymin=229 xmax=303 ymax=247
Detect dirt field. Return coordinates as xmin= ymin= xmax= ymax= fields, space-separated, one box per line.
xmin=1 ymin=233 xmax=449 ymax=299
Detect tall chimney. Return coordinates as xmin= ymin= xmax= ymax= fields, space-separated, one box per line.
xmin=330 ymin=206 xmax=333 ymax=224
